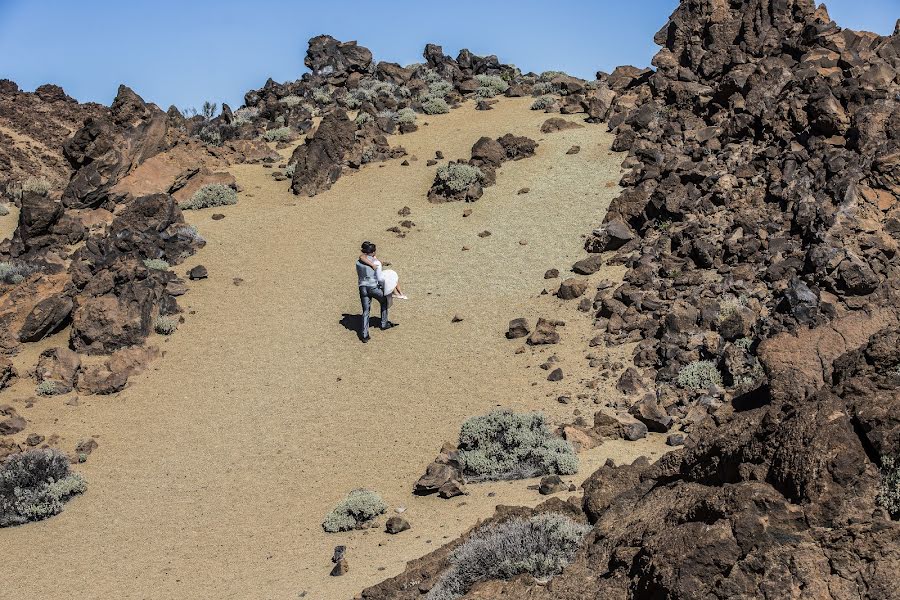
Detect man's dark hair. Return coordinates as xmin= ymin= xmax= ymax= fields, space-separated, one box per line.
xmin=361 ymin=241 xmax=376 ymax=254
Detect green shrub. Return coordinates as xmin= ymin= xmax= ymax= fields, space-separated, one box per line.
xmin=322 ymin=489 xmax=387 ymax=533
xmin=426 ymin=513 xmax=591 ymax=600
xmin=427 ymin=79 xmax=453 ymax=99
xmin=180 ymin=184 xmax=238 ymax=210
xmin=199 ymin=126 xmax=221 ymax=146
xmin=395 ymin=85 xmax=412 ymax=98
xmin=175 ymin=224 xmax=205 ymax=244
xmin=677 ymin=360 xmax=723 ymax=390
xmin=231 ymin=106 xmax=259 ymax=125
xmin=21 ymin=176 xmax=51 ymax=196
xmin=0 ymin=261 xmax=34 ymax=285
xmin=877 ymin=455 xmax=900 ymax=518
xmin=395 ymin=107 xmax=417 ymax=124
xmin=475 ymin=74 xmax=509 ymax=95
xmin=143 ymin=258 xmax=170 ymax=271
xmin=279 ymin=95 xmax=302 ymax=107
xmin=423 ymin=68 xmax=444 ymax=84
xmin=718 ymin=296 xmax=747 ymax=320
xmin=354 ymin=112 xmax=373 ymax=126
xmin=285 ymin=163 xmax=296 ymax=177
xmin=539 ymin=70 xmax=566 ymax=82
xmin=531 ymin=82 xmax=558 ymax=97
xmin=35 ymin=380 xmax=59 ymax=396
xmin=1 ymin=448 xmax=86 ymax=527
xmin=475 ymin=87 xmax=497 ymax=98
xmin=435 ymin=163 xmax=484 ymax=193
xmin=312 ymin=88 xmax=331 ymax=104
xmin=263 ymin=126 xmax=292 ymax=142
xmin=422 ymin=96 xmax=450 ymax=115
xmin=457 ymin=410 xmax=578 ymax=481
xmin=734 ymin=337 xmax=753 ymax=351
xmin=154 ymin=316 xmax=177 ymax=335
xmin=531 ymin=95 xmax=555 ymax=110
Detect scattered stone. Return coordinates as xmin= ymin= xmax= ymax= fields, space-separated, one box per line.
xmin=571 ymin=254 xmax=604 ymax=275
xmin=547 ymin=368 xmax=564 ymax=382
xmin=517 ymin=187 xmax=530 ymax=195
xmin=400 ymin=160 xmax=409 ymax=166
xmin=451 ymin=314 xmax=463 ymax=323
xmin=544 ymin=268 xmax=559 ymax=279
xmin=540 ymin=117 xmax=584 ymax=133
xmin=462 ymin=209 xmax=472 ymax=217
xmin=211 ymin=213 xmax=225 ymax=220
xmin=566 ymin=145 xmax=581 ymax=155
xmin=330 ymin=559 xmax=349 ymax=577
xmin=506 ymin=318 xmax=530 ymax=339
xmin=477 ymin=230 xmax=491 ymax=238
xmin=557 ymin=278 xmax=589 ymax=300
xmin=666 ymin=433 xmax=685 ymax=447
xmin=385 ymin=516 xmax=410 ymax=534
xmin=527 ymin=318 xmax=560 ymax=345
xmin=188 ymin=265 xmax=208 ymax=280
xmin=398 ymin=206 xmax=411 ymax=216
xmin=538 ymin=474 xmax=566 ymax=495
xmin=25 ymin=433 xmax=44 ymax=446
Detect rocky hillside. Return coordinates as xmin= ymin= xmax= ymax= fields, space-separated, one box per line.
xmin=363 ymin=0 xmax=900 ymax=597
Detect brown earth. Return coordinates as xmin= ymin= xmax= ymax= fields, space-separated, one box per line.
xmin=0 ymin=98 xmax=666 ymax=599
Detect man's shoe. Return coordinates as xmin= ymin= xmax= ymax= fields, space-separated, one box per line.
xmin=381 ymin=322 xmax=399 ymax=330
xmin=361 ymin=335 xmax=370 ymax=343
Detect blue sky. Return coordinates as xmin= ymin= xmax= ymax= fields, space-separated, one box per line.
xmin=0 ymin=0 xmax=896 ymax=111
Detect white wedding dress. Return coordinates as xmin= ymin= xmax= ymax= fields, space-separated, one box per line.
xmin=372 ymin=258 xmax=399 ymax=296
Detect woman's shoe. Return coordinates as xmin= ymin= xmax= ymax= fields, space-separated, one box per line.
xmin=395 ymin=294 xmax=409 ymax=300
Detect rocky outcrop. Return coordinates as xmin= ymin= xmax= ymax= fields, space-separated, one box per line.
xmin=289 ymin=111 xmax=356 ymax=196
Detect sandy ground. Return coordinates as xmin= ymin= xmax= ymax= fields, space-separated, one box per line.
xmin=1 ymin=98 xmax=668 ymax=600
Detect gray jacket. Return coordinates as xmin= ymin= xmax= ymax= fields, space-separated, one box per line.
xmin=356 ymin=259 xmax=379 ymax=288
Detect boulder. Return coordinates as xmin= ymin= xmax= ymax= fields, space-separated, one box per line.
xmin=557 ymin=278 xmax=589 ymax=300
xmin=505 ymin=318 xmax=530 ymax=339
xmin=33 ymin=347 xmax=81 ymax=387
xmin=289 ymin=110 xmax=356 ymax=197
xmin=527 ymin=318 xmax=560 ymax=345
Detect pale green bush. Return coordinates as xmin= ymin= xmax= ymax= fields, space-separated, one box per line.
xmin=877 ymin=455 xmax=900 ymax=518
xmin=422 ymin=96 xmax=450 ymax=115
xmin=199 ymin=126 xmax=221 ymax=146
xmin=435 ymin=163 xmax=484 ymax=193
xmin=395 ymin=85 xmax=412 ymax=98
xmin=423 ymin=68 xmax=443 ymax=83
xmin=175 ymin=224 xmax=204 ymax=244
xmin=322 ymin=489 xmax=386 ymax=532
xmin=312 ymin=88 xmax=331 ymax=104
xmin=143 ymin=258 xmax=170 ymax=271
xmin=285 ymin=163 xmax=296 ymax=177
xmin=426 ymin=513 xmax=591 ymax=600
xmin=427 ymin=79 xmax=453 ymax=98
xmin=279 ymin=95 xmax=302 ymax=107
xmin=531 ymin=95 xmax=555 ymax=110
xmin=475 ymin=74 xmax=509 ymax=95
xmin=35 ymin=380 xmax=59 ymax=396
xmin=531 ymin=82 xmax=557 ymax=97
xmin=457 ymin=410 xmax=578 ymax=481
xmin=539 ymin=70 xmax=566 ymax=82
xmin=395 ymin=107 xmax=417 ymax=124
xmin=154 ymin=316 xmax=177 ymax=335
xmin=1 ymin=448 xmax=86 ymax=527
xmin=263 ymin=127 xmax=292 ymax=142
xmin=0 ymin=261 xmax=34 ymax=285
xmin=21 ymin=176 xmax=51 ymax=196
xmin=180 ymin=184 xmax=238 ymax=210
xmin=231 ymin=106 xmax=259 ymax=125
xmin=677 ymin=360 xmax=723 ymax=390
xmin=354 ymin=112 xmax=373 ymax=126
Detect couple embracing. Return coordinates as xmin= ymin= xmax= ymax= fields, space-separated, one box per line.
xmin=355 ymin=241 xmax=407 ymax=343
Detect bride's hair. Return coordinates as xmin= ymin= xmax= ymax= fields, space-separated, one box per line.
xmin=361 ymin=241 xmax=376 ymax=254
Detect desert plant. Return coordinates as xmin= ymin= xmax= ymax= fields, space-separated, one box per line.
xmin=476 ymin=87 xmax=498 ymax=98
xmin=435 ymin=163 xmax=484 ymax=193
xmin=21 ymin=176 xmax=51 ymax=196
xmin=677 ymin=360 xmax=723 ymax=390
xmin=285 ymin=163 xmax=296 ymax=177
xmin=0 ymin=448 xmax=86 ymax=527
xmin=427 ymin=79 xmax=454 ymax=99
xmin=395 ymin=85 xmax=412 ymax=98
xmin=361 ymin=146 xmax=377 ymax=164
xmin=263 ymin=126 xmax=292 ymax=142
xmin=718 ymin=296 xmax=747 ymax=320
xmin=530 ymin=95 xmax=555 ymax=110
xmin=423 ymin=68 xmax=444 ymax=83
xmin=322 ymin=489 xmax=387 ymax=533
xmin=279 ymin=95 xmax=302 ymax=107
xmin=175 ymin=224 xmax=205 ymax=244
xmin=426 ymin=513 xmax=591 ymax=600
xmin=35 ymin=380 xmax=59 ymax=396
xmin=201 ymin=101 xmax=218 ymax=119
xmin=878 ymin=455 xmax=900 ymax=518
xmin=422 ymin=96 xmax=450 ymax=115
xmin=395 ymin=107 xmax=417 ymax=124
xmin=180 ymin=184 xmax=238 ymax=210
xmin=0 ymin=261 xmax=35 ymax=285
xmin=354 ymin=112 xmax=373 ymax=126
xmin=312 ymin=88 xmax=331 ymax=104
xmin=231 ymin=106 xmax=259 ymax=125
xmin=457 ymin=410 xmax=578 ymax=481
xmin=539 ymin=70 xmax=566 ymax=82
xmin=143 ymin=258 xmax=170 ymax=271
xmin=734 ymin=337 xmax=754 ymax=351
xmin=154 ymin=316 xmax=177 ymax=335
xmin=199 ymin=126 xmax=221 ymax=146
xmin=475 ymin=74 xmax=509 ymax=95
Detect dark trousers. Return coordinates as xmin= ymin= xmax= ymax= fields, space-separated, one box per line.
xmin=359 ymin=285 xmax=389 ymax=338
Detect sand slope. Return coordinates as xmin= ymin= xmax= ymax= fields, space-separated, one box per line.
xmin=1 ymin=98 xmax=667 ymax=600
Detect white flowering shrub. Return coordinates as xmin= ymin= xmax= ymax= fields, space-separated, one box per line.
xmin=0 ymin=261 xmax=35 ymax=285
xmin=457 ymin=410 xmax=578 ymax=481
xmin=312 ymin=88 xmax=331 ymax=104
xmin=426 ymin=513 xmax=591 ymax=600
xmin=395 ymin=107 xmax=417 ymax=124
xmin=322 ymin=489 xmax=387 ymax=532
xmin=475 ymin=74 xmax=509 ymax=95
xmin=180 ymin=184 xmax=237 ymax=210
xmin=435 ymin=163 xmax=484 ymax=193
xmin=354 ymin=112 xmax=373 ymax=126
xmin=422 ymin=96 xmax=450 ymax=115
xmin=1 ymin=449 xmax=86 ymax=527
xmin=21 ymin=176 xmax=52 ymax=196
xmin=263 ymin=127 xmax=292 ymax=142
xmin=531 ymin=95 xmax=555 ymax=110
xmin=677 ymin=360 xmax=723 ymax=390
xmin=278 ymin=95 xmax=302 ymax=107
xmin=877 ymin=455 xmax=900 ymax=518
xmin=154 ymin=316 xmax=177 ymax=335
xmin=143 ymin=258 xmax=169 ymax=271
